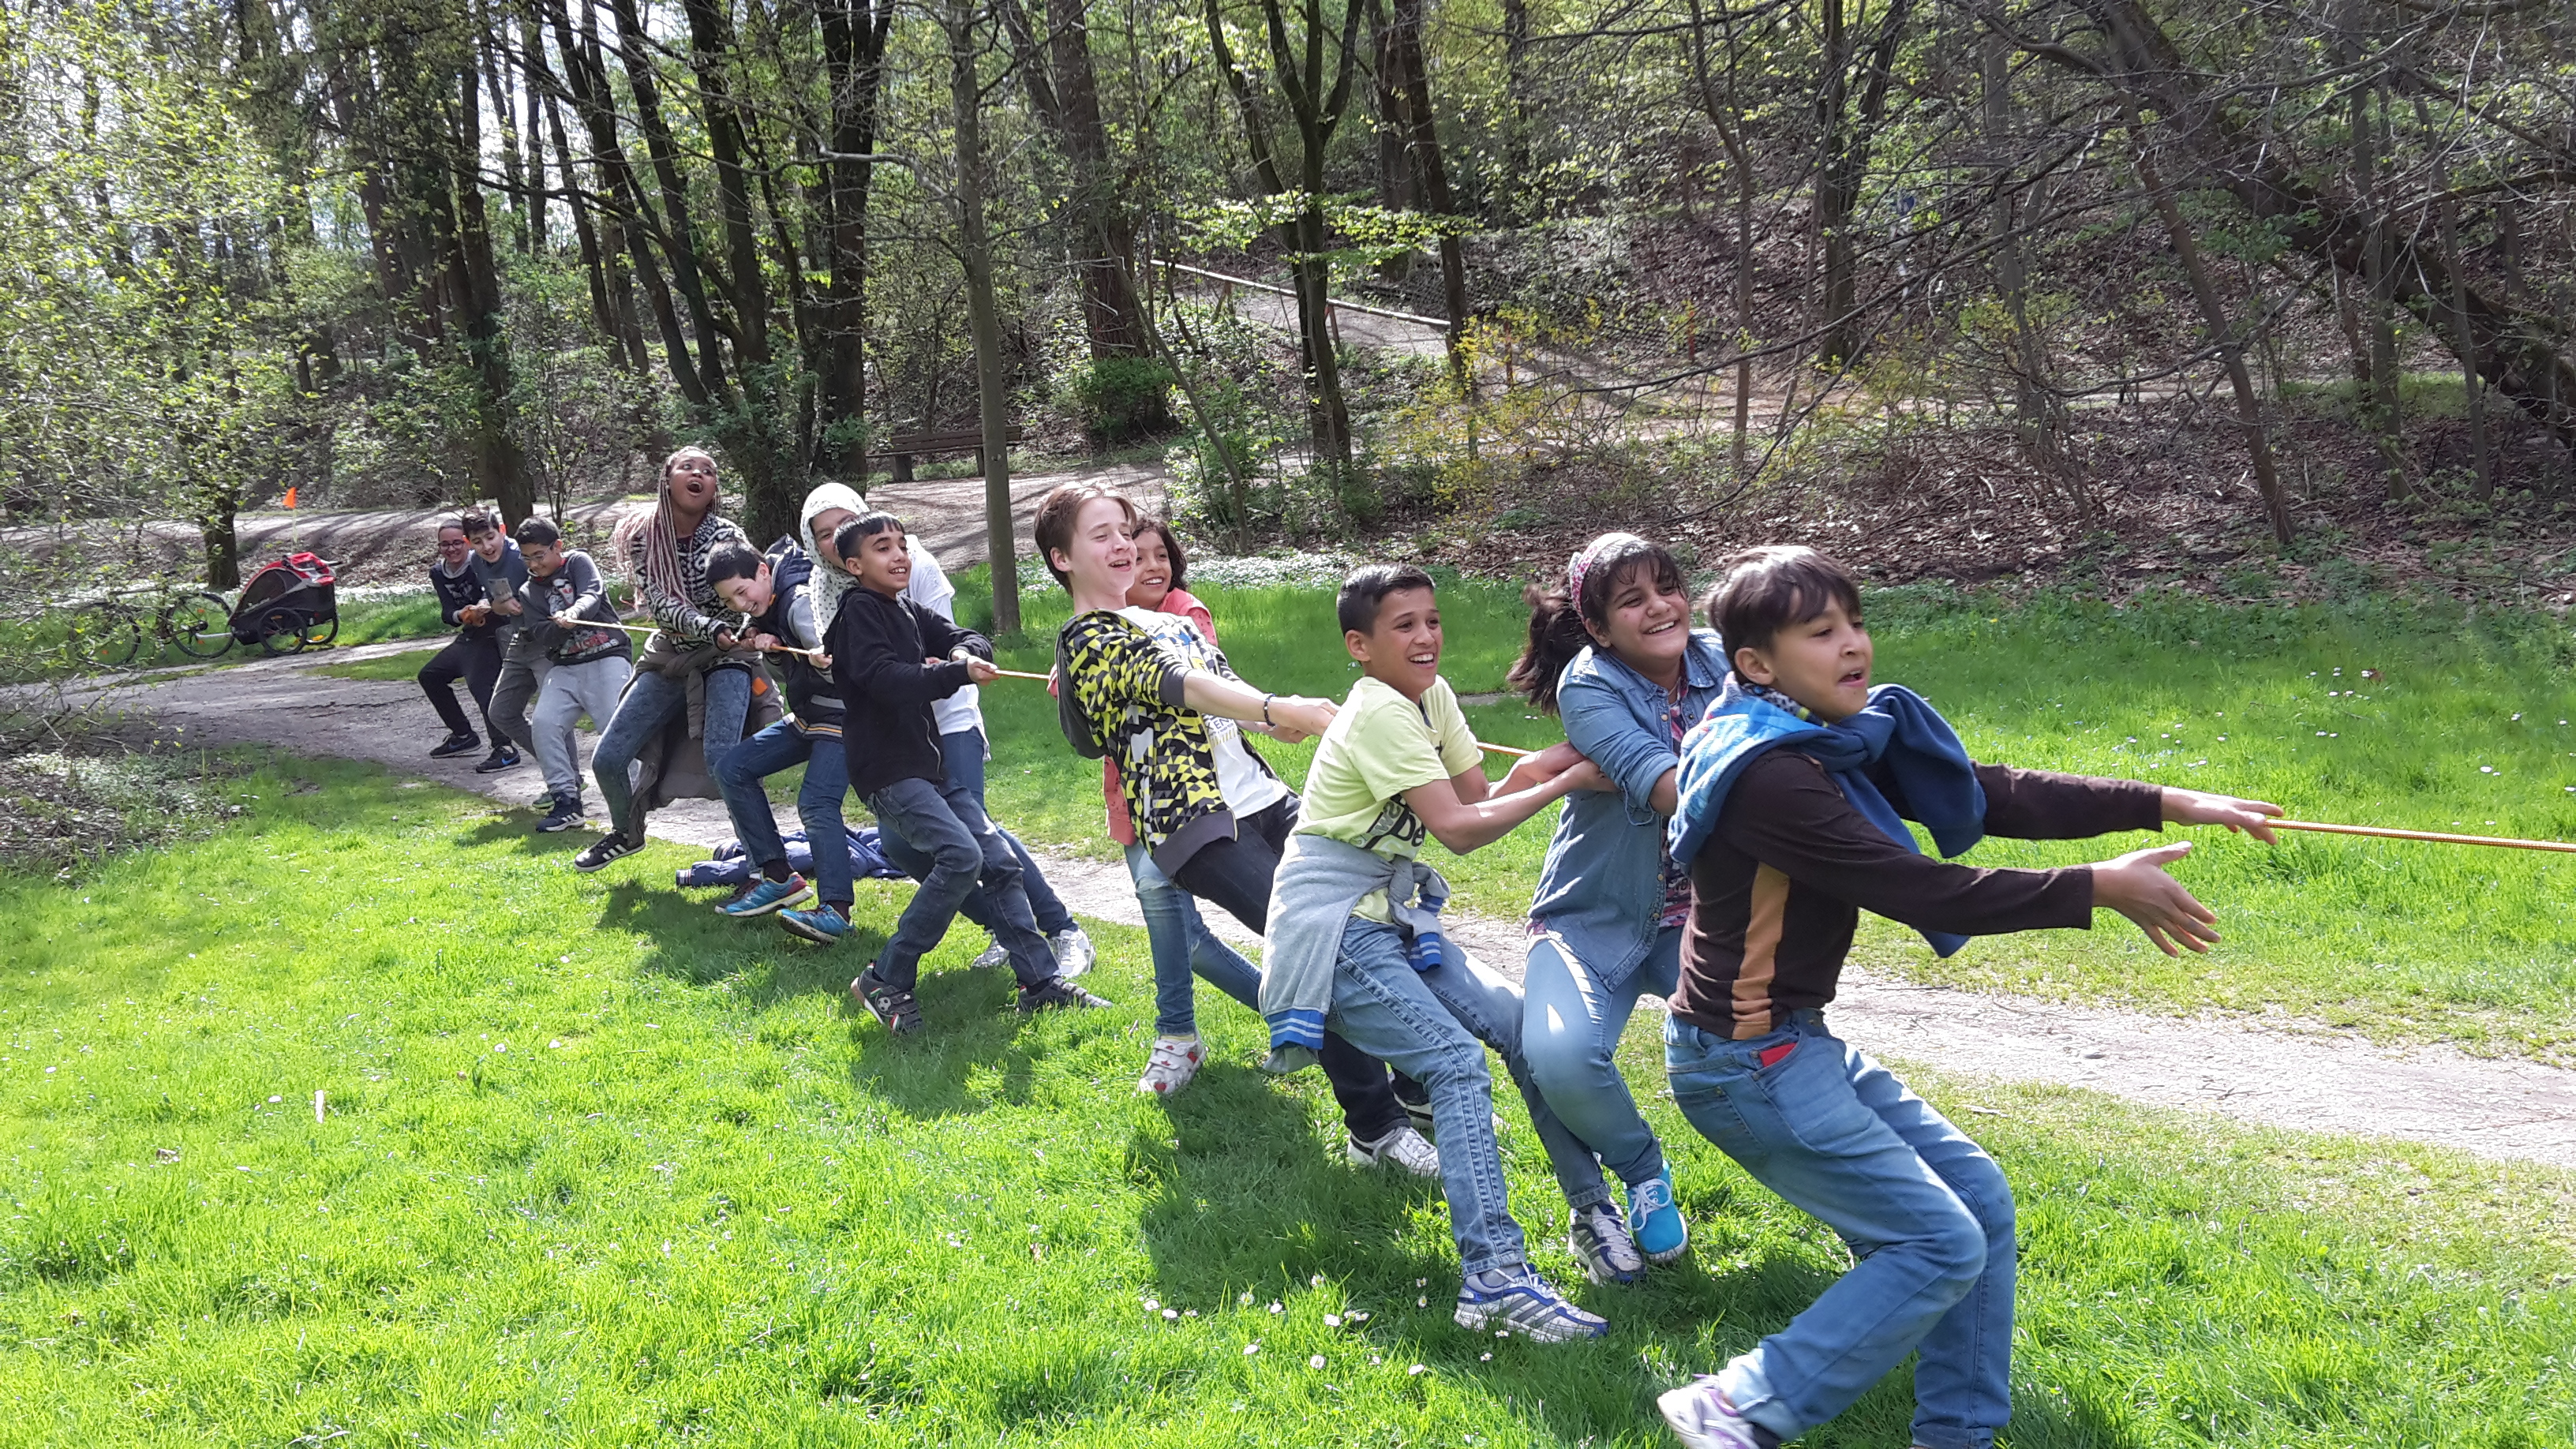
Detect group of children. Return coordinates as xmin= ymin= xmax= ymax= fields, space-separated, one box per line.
xmin=415 ymin=451 xmax=2285 ymax=1449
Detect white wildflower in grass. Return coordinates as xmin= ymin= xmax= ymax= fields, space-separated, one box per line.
xmin=1309 ymin=1355 xmax=1327 ymax=1370
xmin=1322 ymin=1313 xmax=1342 ymax=1327
xmin=1407 ymin=1364 xmax=1427 ymax=1376
xmin=1243 ymin=1342 xmax=1259 ymax=1356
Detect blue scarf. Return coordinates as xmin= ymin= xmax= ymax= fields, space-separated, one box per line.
xmin=1668 ymin=678 xmax=1986 ymax=957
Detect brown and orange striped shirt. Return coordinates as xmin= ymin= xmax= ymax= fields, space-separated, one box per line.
xmin=1670 ymin=751 xmax=2165 ymax=1040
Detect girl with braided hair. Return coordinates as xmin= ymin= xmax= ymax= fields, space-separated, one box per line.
xmin=574 ymin=446 xmax=761 ymax=871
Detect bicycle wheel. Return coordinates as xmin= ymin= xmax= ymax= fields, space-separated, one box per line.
xmin=255 ymin=607 xmax=308 ymax=656
xmin=69 ymin=605 xmax=141 ymax=669
xmin=167 ymin=591 xmax=234 ymax=658
xmin=301 ymin=612 xmax=339 ymax=649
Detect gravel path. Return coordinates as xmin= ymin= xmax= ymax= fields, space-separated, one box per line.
xmin=82 ymin=640 xmax=2576 ymax=1172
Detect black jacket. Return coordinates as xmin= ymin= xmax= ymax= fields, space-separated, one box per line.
xmin=831 ymin=584 xmax=990 ymax=797
xmin=747 ymin=538 xmax=838 ymax=733
xmin=429 ymin=561 xmax=495 ymax=640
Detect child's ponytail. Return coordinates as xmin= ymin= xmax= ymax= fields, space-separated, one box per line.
xmin=1509 ymin=582 xmax=1592 ymax=715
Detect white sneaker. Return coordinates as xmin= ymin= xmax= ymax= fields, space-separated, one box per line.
xmin=1346 ymin=1123 xmax=1440 ymax=1178
xmin=1658 ymin=1376 xmax=1767 ymax=1449
xmin=1136 ymin=1035 xmax=1204 ymax=1096
xmin=970 ymin=939 xmax=1009 ymax=970
xmin=1050 ymin=926 xmax=1096 ymax=978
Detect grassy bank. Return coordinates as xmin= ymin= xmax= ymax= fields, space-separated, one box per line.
xmin=1 ymin=758 xmax=2567 ymax=1444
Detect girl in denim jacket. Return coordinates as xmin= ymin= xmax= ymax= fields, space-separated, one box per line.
xmin=1507 ymin=533 xmax=1724 ymax=1284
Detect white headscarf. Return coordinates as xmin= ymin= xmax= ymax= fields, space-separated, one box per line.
xmin=799 ymin=481 xmax=867 ymax=625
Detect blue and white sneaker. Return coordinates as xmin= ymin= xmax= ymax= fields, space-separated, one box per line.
xmin=1570 ymin=1202 xmax=1644 ymax=1285
xmin=1453 ymin=1266 xmax=1608 ymax=1342
xmin=717 ymin=874 xmax=811 ymax=917
xmin=1631 ymin=1167 xmax=1690 ymax=1264
xmin=780 ymin=904 xmax=852 ymax=945
xmin=1657 ymin=1376 xmax=1768 ymax=1449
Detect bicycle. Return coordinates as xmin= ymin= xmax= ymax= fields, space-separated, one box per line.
xmin=64 ymin=578 xmax=237 ymax=669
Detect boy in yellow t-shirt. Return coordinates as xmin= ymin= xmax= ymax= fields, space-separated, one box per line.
xmin=1270 ymin=564 xmax=1621 ymax=1342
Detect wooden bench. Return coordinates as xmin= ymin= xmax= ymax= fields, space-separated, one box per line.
xmin=875 ymin=426 xmax=1026 ymax=481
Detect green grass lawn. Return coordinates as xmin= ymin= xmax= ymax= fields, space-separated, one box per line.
xmin=2 ymin=758 xmax=2569 ymax=1444
xmin=312 ymin=646 xmax=444 ymax=683
xmin=941 ymin=570 xmax=2576 ymax=1061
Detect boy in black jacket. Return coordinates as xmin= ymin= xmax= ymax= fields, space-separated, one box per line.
xmin=831 ymin=511 xmax=1106 ymax=1033
xmin=706 ymin=536 xmax=846 ymax=935
xmin=417 ymin=518 xmax=502 ymax=758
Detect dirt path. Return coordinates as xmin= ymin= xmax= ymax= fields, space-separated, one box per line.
xmin=80 ymin=642 xmax=2576 ymax=1173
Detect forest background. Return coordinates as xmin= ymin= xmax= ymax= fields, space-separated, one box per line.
xmin=3 ymin=0 xmax=2574 ymax=637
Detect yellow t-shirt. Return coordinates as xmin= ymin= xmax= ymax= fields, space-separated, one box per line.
xmin=1297 ymin=675 xmax=1485 ymax=920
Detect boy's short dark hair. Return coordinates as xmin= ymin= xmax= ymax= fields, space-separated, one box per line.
xmin=1338 ymin=564 xmax=1437 ymax=635
xmin=1705 ymin=545 xmax=1863 ymax=669
xmin=459 ymin=509 xmax=497 ymax=537
xmin=1032 ymin=483 xmax=1139 ymax=588
xmin=1134 ymin=517 xmax=1189 ymax=593
xmin=513 ymin=517 xmax=562 ymax=548
xmin=706 ymin=541 xmax=766 ymax=586
xmin=833 ymin=511 xmax=904 ymax=565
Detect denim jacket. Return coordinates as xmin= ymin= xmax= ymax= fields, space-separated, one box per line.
xmin=1527 ymin=628 xmax=1729 ymax=990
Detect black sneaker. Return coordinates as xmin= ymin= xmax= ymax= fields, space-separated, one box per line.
xmin=429 ymin=731 xmax=480 ymax=758
xmin=1017 ymin=975 xmax=1110 ymax=1014
xmin=536 ymin=796 xmax=584 ymax=833
xmin=473 ymin=744 xmax=522 ymax=774
xmin=572 ymin=830 xmax=643 ymax=872
xmin=852 ymin=965 xmax=923 ymax=1035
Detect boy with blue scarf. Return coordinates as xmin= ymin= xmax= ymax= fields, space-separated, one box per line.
xmin=1656 ymin=546 xmax=2282 ymax=1449
xmin=1262 ymin=564 xmax=1617 ymax=1344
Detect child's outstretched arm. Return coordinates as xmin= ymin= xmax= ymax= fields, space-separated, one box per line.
xmin=1406 ymin=751 xmax=1606 ymax=856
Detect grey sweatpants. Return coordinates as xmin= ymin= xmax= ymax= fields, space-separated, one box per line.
xmin=530 ymin=654 xmax=635 ymax=802
xmin=487 ymin=627 xmax=549 ymax=754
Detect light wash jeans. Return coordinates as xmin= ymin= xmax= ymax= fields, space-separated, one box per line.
xmin=713 ymin=720 xmax=853 ymax=908
xmin=876 ymin=729 xmax=1076 ymax=938
xmin=1522 ymin=927 xmax=1679 ymax=1194
xmin=1127 ymin=841 xmax=1260 ymax=1037
xmin=528 ymin=654 xmax=631 ymax=803
xmin=593 ymin=664 xmax=753 ymax=838
xmin=863 ymin=774 xmax=1057 ymax=991
xmin=1664 ymin=1013 xmax=2015 ymax=1449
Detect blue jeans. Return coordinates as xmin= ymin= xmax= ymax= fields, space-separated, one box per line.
xmin=1523 ymin=927 xmax=1679 ymax=1196
xmin=878 ymin=730 xmax=1076 ymax=938
xmin=593 ymin=664 xmax=753 ymax=838
xmin=1664 ymin=1013 xmax=2015 ymax=1449
xmin=712 ymin=720 xmax=852 ymax=908
xmin=864 ymin=774 xmax=1058 ymax=990
xmin=1128 ymin=842 xmax=1261 ymax=1036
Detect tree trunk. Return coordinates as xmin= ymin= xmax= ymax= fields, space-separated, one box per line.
xmin=1814 ymin=0 xmax=1912 ymax=365
xmin=1982 ymin=29 xmax=2065 ymax=482
xmin=2416 ymin=94 xmax=2494 ymax=499
xmin=949 ymin=0 xmax=1020 ymax=633
xmin=2132 ymin=129 xmax=2290 ymax=545
xmin=1386 ymin=0 xmax=1469 ymax=388
xmin=447 ymin=58 xmax=534 ymax=525
xmin=608 ymin=0 xmax=732 ymax=399
xmin=1684 ymin=0 xmax=1759 ymax=473
xmin=818 ymin=0 xmax=894 ymax=478
xmin=541 ymin=66 xmax=639 ymax=373
xmin=1500 ymin=0 xmax=1532 ymax=223
xmin=520 ymin=12 xmax=550 ymax=254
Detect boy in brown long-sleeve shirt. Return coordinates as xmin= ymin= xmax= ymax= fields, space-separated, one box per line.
xmin=1653 ymin=546 xmax=2280 ymax=1449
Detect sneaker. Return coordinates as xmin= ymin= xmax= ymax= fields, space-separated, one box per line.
xmin=1050 ymin=926 xmax=1097 ymax=979
xmin=781 ymin=904 xmax=853 ymax=945
xmin=1571 ymin=1202 xmax=1646 ymax=1286
xmin=1454 ymin=1266 xmax=1609 ymax=1342
xmin=1346 ymin=1124 xmax=1440 ymax=1178
xmin=473 ymin=744 xmax=521 ymax=774
xmin=969 ymin=940 xmax=1009 ymax=970
xmin=718 ymin=874 xmax=811 ymax=917
xmin=536 ymin=795 xmax=584 ymax=833
xmin=1630 ymin=1167 xmax=1690 ymax=1264
xmin=1017 ymin=976 xmax=1110 ymax=1013
xmin=1657 ymin=1376 xmax=1769 ymax=1449
xmin=429 ymin=731 xmax=481 ymax=758
xmin=1136 ymin=1035 xmax=1205 ymax=1096
xmin=572 ymin=830 xmax=644 ymax=872
xmin=852 ymin=964 xmax=921 ymax=1033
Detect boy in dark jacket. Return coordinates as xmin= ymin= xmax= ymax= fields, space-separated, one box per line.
xmin=514 ymin=519 xmax=634 ymax=833
xmin=831 ymin=511 xmax=1106 ymax=1032
xmin=705 ymin=536 xmax=850 ymax=934
xmin=417 ymin=518 xmax=502 ymax=758
xmin=461 ymin=511 xmax=530 ymax=775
